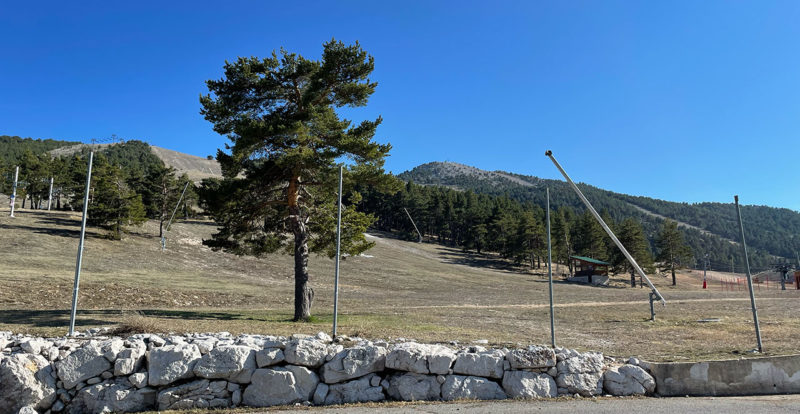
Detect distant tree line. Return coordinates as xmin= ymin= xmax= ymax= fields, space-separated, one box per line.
xmin=398 ymin=164 xmax=781 ymax=272
xmin=0 ymin=138 xmax=197 ymax=240
xmin=358 ymin=181 xmax=716 ymax=282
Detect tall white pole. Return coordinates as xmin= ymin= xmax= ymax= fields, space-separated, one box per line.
xmin=47 ymin=177 xmax=54 ymax=211
xmin=546 ymin=187 xmax=556 ymax=348
xmin=9 ymin=166 xmax=19 ymax=217
xmin=68 ymin=152 xmax=94 ymax=337
xmin=332 ymin=165 xmax=343 ymax=338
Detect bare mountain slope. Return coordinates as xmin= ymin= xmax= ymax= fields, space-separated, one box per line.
xmin=150 ymin=146 xmax=221 ymax=182
xmin=49 ymin=142 xmax=222 ymax=182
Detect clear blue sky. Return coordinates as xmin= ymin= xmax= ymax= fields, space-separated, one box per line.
xmin=2 ymin=1 xmax=799 ymax=211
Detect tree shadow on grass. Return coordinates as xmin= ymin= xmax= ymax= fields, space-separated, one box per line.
xmin=0 ymin=309 xmax=119 ymax=329
xmin=0 ymin=216 xmax=104 ymax=239
xmin=436 ymin=247 xmax=525 ymax=274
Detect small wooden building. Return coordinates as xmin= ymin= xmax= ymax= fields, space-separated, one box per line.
xmin=570 ymin=255 xmax=610 ymax=284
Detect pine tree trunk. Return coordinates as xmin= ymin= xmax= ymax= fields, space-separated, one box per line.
xmin=630 ymin=269 xmax=636 ymax=287
xmin=671 ymin=265 xmax=676 ymax=286
xmin=293 ymin=220 xmax=313 ymax=321
xmin=289 ymin=177 xmax=313 ymax=322
xmin=159 ymin=219 xmax=164 ymax=238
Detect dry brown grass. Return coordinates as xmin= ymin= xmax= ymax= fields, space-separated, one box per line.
xmin=1 ymin=206 xmax=799 ymax=362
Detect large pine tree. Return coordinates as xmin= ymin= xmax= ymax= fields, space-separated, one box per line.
xmin=200 ymin=40 xmax=397 ymax=321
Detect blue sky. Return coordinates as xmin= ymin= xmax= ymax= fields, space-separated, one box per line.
xmin=2 ymin=1 xmax=799 ymax=210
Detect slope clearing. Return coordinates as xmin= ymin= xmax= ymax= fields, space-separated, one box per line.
xmin=1 ymin=205 xmax=799 ymax=362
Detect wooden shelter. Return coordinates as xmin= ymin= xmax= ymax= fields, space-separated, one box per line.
xmin=570 ymin=255 xmax=610 ymax=284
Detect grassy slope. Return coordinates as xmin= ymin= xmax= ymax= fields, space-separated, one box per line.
xmin=1 ymin=205 xmax=799 ymax=362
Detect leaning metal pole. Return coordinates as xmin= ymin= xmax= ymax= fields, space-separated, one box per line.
xmin=332 ymin=165 xmax=343 ymax=338
xmin=545 ymin=150 xmax=666 ymax=306
xmin=734 ymin=195 xmax=763 ymax=352
xmin=69 ymin=151 xmax=94 ymax=337
xmin=162 ymin=181 xmax=191 ymax=251
xmin=546 ymin=187 xmax=556 ymax=347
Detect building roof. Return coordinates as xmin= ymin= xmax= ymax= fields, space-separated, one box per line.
xmin=570 ymin=255 xmax=610 ymax=265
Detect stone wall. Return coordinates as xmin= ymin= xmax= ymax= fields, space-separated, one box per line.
xmin=0 ymin=330 xmax=655 ymax=414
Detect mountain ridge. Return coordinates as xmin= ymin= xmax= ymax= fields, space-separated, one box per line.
xmin=398 ymin=161 xmax=799 ymax=265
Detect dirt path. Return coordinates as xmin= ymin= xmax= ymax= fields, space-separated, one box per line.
xmin=389 ymin=296 xmax=786 ymax=310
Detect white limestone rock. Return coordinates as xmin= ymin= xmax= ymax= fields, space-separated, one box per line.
xmin=603 ymin=364 xmax=655 ymax=396
xmin=0 ymin=353 xmax=57 ymax=413
xmin=441 ymin=375 xmax=506 ymax=401
xmin=69 ymin=379 xmax=156 ymax=414
xmin=56 ymin=341 xmax=112 ymax=389
xmin=193 ymin=345 xmax=257 ymax=383
xmin=242 ymin=366 xmax=319 ymax=407
xmin=452 ymin=350 xmax=505 ymax=379
xmin=255 ymin=348 xmax=285 ymax=368
xmin=502 ymin=370 xmax=557 ymax=398
xmin=386 ymin=372 xmax=441 ymax=401
xmin=113 ymin=347 xmax=145 ymax=376
xmin=506 ymin=346 xmax=556 ymax=370
xmin=128 ymin=373 xmax=148 ymax=389
xmin=321 ymin=345 xmax=387 ymax=384
xmin=385 ymin=342 xmax=456 ymax=375
xmin=147 ymin=343 xmax=201 ymax=386
xmin=324 ymin=373 xmax=385 ymax=405
xmin=284 ymin=339 xmax=329 ymax=368
xmin=555 ymin=352 xmax=605 ymax=396
xmin=157 ymin=378 xmax=231 ymax=410
xmin=19 ymin=338 xmax=48 ymax=355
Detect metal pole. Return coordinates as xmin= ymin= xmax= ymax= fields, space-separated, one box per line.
xmin=403 ymin=208 xmax=423 ymax=243
xmin=165 ymin=182 xmax=190 ymax=232
xmin=545 ymin=150 xmax=666 ymax=305
xmin=703 ymin=255 xmax=707 ymax=288
xmin=734 ymin=195 xmax=762 ymax=352
xmin=546 ymin=187 xmax=556 ymax=347
xmin=9 ymin=166 xmax=18 ymax=217
xmin=162 ymin=182 xmax=190 ymax=251
xmin=332 ymin=165 xmax=343 ymax=338
xmin=47 ymin=177 xmax=54 ymax=211
xmin=68 ymin=152 xmax=93 ymax=337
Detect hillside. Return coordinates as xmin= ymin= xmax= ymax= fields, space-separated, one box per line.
xmin=399 ymin=162 xmax=799 ymax=270
xmin=2 ymin=206 xmax=800 ymax=361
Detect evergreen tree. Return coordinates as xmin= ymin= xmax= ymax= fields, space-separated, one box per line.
xmin=613 ymin=218 xmax=653 ymax=286
xmin=573 ymin=210 xmax=608 ymax=261
xmin=655 ymin=220 xmax=693 ymax=286
xmin=200 ymin=40 xmax=398 ymax=321
xmin=85 ymin=156 xmax=147 ymax=239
